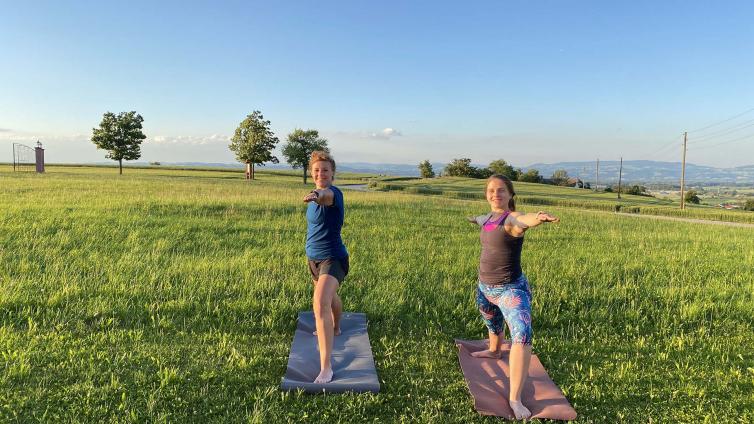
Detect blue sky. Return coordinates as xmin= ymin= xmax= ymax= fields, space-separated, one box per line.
xmin=2 ymin=0 xmax=753 ymax=167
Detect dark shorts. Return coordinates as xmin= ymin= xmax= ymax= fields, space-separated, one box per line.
xmin=308 ymin=256 xmax=349 ymax=284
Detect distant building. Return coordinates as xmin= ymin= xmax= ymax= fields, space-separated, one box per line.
xmin=567 ymin=177 xmax=584 ymax=188
xmin=718 ymin=203 xmax=740 ymax=210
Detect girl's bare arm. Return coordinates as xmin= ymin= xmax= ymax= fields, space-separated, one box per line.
xmin=303 ymin=188 xmax=335 ymax=206
xmin=506 ymin=211 xmax=559 ymax=237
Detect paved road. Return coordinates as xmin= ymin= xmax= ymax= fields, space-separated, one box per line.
xmin=340 ymin=184 xmax=368 ymax=191
xmin=612 ymin=212 xmax=754 ymax=228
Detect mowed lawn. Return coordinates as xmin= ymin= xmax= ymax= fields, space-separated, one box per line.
xmin=1 ymin=167 xmax=753 ymax=423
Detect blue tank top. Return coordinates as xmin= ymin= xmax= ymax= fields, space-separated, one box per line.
xmin=305 ymin=185 xmax=348 ymax=260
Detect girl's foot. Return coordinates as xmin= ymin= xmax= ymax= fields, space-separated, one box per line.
xmin=471 ymin=349 xmax=503 ymax=359
xmin=314 ymin=367 xmax=333 ymax=384
xmin=509 ymin=399 xmax=531 ymax=420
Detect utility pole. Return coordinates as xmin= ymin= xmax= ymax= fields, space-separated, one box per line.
xmin=680 ymin=132 xmax=687 ymax=210
xmin=582 ymin=166 xmax=588 ymax=187
xmin=595 ymin=159 xmax=600 ymax=191
xmin=617 ymin=156 xmax=623 ymax=199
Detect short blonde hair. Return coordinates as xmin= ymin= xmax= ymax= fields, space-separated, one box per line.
xmin=309 ymin=150 xmax=336 ymax=172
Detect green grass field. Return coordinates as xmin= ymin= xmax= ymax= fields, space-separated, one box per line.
xmin=2 ymin=167 xmax=753 ymax=422
xmin=0 ymin=163 xmax=375 ymax=185
xmin=372 ymin=177 xmax=754 ymax=224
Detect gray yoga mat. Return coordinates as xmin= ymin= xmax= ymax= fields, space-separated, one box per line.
xmin=281 ymin=311 xmax=380 ymax=393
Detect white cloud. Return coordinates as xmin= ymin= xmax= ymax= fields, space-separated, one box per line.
xmin=368 ymin=128 xmax=402 ymax=139
xmin=0 ymin=131 xmax=87 ymax=144
xmin=325 ymin=128 xmax=404 ymax=140
xmin=151 ymin=134 xmax=230 ymax=145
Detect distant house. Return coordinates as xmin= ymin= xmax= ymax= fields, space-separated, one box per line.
xmin=567 ymin=177 xmax=584 ymax=188
xmin=718 ymin=203 xmax=740 ymax=210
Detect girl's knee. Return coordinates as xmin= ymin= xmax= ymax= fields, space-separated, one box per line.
xmin=511 ymin=326 xmax=533 ymax=345
xmin=479 ymin=308 xmax=504 ymax=335
xmin=331 ymin=294 xmax=342 ymax=308
xmin=313 ymin=300 xmax=333 ymax=317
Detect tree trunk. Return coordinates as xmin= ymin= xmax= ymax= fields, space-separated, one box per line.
xmin=119 ymin=159 xmax=123 ymax=175
xmin=303 ymin=167 xmax=307 ymax=184
xmin=251 ymin=163 xmax=255 ymax=180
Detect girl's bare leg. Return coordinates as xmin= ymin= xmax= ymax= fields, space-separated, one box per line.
xmin=331 ymin=292 xmax=342 ymax=335
xmin=471 ymin=331 xmax=504 ymax=359
xmin=312 ymin=290 xmax=342 ymax=336
xmin=312 ymin=275 xmax=339 ymax=383
xmin=508 ymin=344 xmax=532 ymax=419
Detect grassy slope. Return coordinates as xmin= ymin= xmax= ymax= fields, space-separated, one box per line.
xmin=373 ymin=177 xmax=754 ymax=224
xmin=0 ymin=164 xmax=374 ymax=185
xmin=376 ymin=177 xmax=674 ymax=204
xmin=1 ymin=168 xmax=753 ymax=422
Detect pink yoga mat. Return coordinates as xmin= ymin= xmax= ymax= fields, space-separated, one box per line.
xmin=455 ymin=339 xmax=577 ymax=420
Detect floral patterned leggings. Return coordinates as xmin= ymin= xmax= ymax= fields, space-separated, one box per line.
xmin=475 ymin=274 xmax=533 ymax=345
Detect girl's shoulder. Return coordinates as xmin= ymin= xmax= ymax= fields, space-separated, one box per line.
xmin=506 ymin=211 xmax=523 ymax=221
xmin=469 ymin=212 xmax=493 ymax=226
xmin=501 ymin=210 xmax=520 ymax=221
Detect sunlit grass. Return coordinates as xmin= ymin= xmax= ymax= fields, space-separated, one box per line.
xmin=1 ymin=168 xmax=753 ymax=422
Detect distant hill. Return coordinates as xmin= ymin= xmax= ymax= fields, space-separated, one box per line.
xmin=78 ymin=160 xmax=754 ymax=184
xmin=333 ymin=160 xmax=754 ymax=184
xmin=525 ymin=160 xmax=754 ymax=185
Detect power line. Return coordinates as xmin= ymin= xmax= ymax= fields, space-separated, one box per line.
xmin=688 ymin=118 xmax=754 ymax=143
xmin=692 ymin=132 xmax=754 ymax=150
xmin=652 ymin=144 xmax=681 ymax=162
xmin=643 ymin=136 xmax=683 ymax=161
xmin=687 ymin=106 xmax=754 ymax=134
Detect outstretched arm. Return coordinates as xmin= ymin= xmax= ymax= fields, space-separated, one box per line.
xmin=506 ymin=211 xmax=559 ymax=237
xmin=467 ymin=213 xmax=492 ymax=227
xmin=303 ymin=188 xmax=335 ymax=206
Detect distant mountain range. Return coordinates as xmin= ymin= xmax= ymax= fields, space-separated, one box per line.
xmin=524 ymin=160 xmax=754 ymax=185
xmin=84 ymin=160 xmax=754 ymax=185
xmin=319 ymin=160 xmax=754 ymax=185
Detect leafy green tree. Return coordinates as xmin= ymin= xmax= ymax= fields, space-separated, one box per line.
xmin=475 ymin=167 xmax=493 ymax=179
xmin=518 ymin=169 xmax=542 ymax=183
xmin=418 ymin=160 xmax=435 ymax=178
xmin=282 ymin=128 xmax=328 ymax=184
xmin=443 ymin=158 xmax=476 ymax=177
xmin=229 ymin=111 xmax=279 ymax=180
xmin=627 ymin=185 xmax=648 ymax=196
xmin=443 ymin=158 xmax=493 ymax=178
xmin=488 ymin=159 xmax=518 ymax=180
xmin=551 ymin=169 xmax=570 ymax=186
xmin=91 ymin=111 xmax=146 ymax=175
xmin=744 ymin=199 xmax=754 ymax=211
xmin=684 ymin=190 xmax=700 ymax=204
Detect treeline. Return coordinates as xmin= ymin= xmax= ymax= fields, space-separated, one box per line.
xmin=89 ymin=108 xmax=327 ymax=183
xmin=417 ymin=158 xmax=577 ymax=186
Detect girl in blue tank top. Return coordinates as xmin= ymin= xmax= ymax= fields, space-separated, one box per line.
xmin=301 ymin=151 xmax=349 ymax=384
